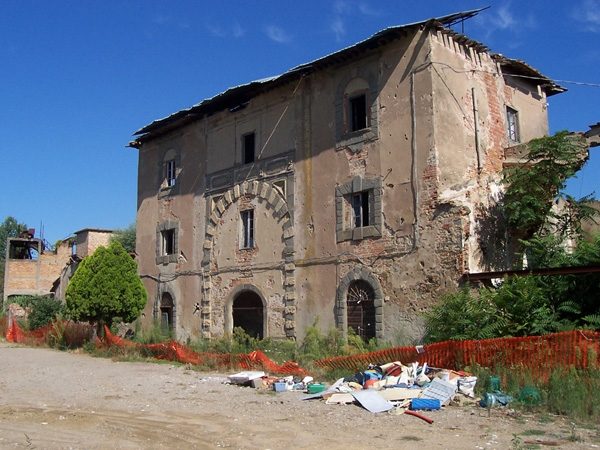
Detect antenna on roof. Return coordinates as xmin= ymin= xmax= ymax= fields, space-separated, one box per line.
xmin=444 ymin=6 xmax=491 ymax=33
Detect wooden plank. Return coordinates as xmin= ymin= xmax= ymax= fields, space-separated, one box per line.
xmin=325 ymin=393 xmax=355 ymax=404
xmin=379 ymin=388 xmax=422 ymax=401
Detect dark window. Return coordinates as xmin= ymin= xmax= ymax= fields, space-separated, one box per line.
xmin=346 ymin=280 xmax=376 ymax=341
xmin=165 ymin=159 xmax=176 ymax=187
xmin=243 ymin=132 xmax=256 ymax=164
xmin=161 ymin=229 xmax=175 ymax=255
xmin=352 ymin=191 xmax=370 ymax=228
xmin=507 ymin=107 xmax=520 ymax=142
xmin=241 ymin=209 xmax=254 ymax=248
xmin=349 ymin=94 xmax=367 ymax=132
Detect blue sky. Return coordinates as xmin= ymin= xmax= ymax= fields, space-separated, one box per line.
xmin=1 ymin=1 xmax=599 ymax=245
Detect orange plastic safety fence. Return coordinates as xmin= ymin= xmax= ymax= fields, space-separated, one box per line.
xmin=315 ymin=330 xmax=600 ymax=378
xmin=101 ymin=326 xmax=307 ymax=376
xmin=5 ymin=320 xmax=53 ymax=346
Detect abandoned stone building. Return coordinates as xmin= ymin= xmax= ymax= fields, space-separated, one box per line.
xmin=3 ymin=228 xmax=113 ymax=304
xmin=130 ymin=10 xmax=568 ymax=343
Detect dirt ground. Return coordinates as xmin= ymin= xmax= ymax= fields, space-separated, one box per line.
xmin=0 ymin=342 xmax=598 ymax=449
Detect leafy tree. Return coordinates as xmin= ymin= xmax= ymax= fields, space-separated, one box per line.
xmin=110 ymin=223 xmax=136 ymax=253
xmin=503 ymin=131 xmax=592 ymax=240
xmin=66 ymin=241 xmax=147 ymax=334
xmin=0 ymin=216 xmax=27 ymax=299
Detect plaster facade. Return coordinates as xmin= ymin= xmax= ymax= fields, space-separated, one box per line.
xmin=131 ymin=14 xmax=562 ymax=343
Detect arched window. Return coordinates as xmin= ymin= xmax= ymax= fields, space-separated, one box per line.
xmin=344 ymin=77 xmax=370 ymax=133
xmin=346 ymin=280 xmax=376 ymax=340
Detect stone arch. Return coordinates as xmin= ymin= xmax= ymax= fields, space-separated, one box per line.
xmin=200 ymin=180 xmax=296 ymax=339
xmin=224 ymin=284 xmax=267 ymax=339
xmin=336 ymin=266 xmax=384 ymax=340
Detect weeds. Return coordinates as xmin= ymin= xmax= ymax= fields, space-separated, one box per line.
xmin=468 ymin=363 xmax=600 ymax=423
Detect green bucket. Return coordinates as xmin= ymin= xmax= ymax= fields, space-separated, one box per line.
xmin=307 ymin=383 xmax=326 ymax=394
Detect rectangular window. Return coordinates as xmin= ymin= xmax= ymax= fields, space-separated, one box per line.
xmin=243 ymin=132 xmax=256 ymax=164
xmin=352 ymin=191 xmax=370 ymax=228
xmin=506 ymin=107 xmax=520 ymax=143
xmin=161 ymin=229 xmax=175 ymax=255
xmin=165 ymin=159 xmax=176 ymax=187
xmin=241 ymin=209 xmax=255 ymax=248
xmin=349 ymin=94 xmax=367 ymax=132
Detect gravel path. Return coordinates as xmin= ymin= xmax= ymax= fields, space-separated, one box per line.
xmin=0 ymin=342 xmax=597 ymax=449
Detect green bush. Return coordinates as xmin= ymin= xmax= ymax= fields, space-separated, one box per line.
xmin=8 ymin=295 xmax=63 ymax=330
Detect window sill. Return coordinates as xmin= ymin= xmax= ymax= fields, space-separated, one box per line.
xmin=336 ymin=127 xmax=377 ymax=152
xmin=337 ymin=225 xmax=381 ymax=243
xmin=156 ymin=254 xmax=178 ymax=265
xmin=158 ymin=185 xmax=177 ymax=199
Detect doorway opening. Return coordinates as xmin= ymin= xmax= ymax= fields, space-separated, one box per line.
xmin=232 ymin=290 xmax=264 ymax=339
xmin=160 ymin=292 xmax=174 ymax=332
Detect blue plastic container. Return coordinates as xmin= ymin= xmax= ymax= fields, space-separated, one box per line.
xmin=273 ymin=382 xmax=287 ymax=392
xmin=410 ymin=398 xmax=441 ymax=410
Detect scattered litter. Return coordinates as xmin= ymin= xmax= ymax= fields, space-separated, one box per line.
xmin=410 ymin=398 xmax=441 ymax=411
xmin=223 ymin=356 xmax=532 ymax=420
xmin=421 ymin=378 xmax=458 ymax=406
xmin=351 ymin=390 xmax=394 ymax=413
xmin=227 ymin=371 xmax=265 ymax=385
xmin=404 ymin=410 xmax=434 ymax=424
xmin=325 ymin=393 xmax=355 ymax=405
xmin=479 ymin=391 xmax=513 ymax=407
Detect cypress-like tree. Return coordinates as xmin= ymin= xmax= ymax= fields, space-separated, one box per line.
xmin=66 ymin=241 xmax=147 ymax=334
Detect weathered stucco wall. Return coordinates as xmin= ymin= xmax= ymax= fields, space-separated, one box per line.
xmin=134 ymin=24 xmax=553 ymax=343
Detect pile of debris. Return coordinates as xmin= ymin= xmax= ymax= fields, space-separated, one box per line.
xmin=228 ymin=361 xmax=486 ymax=422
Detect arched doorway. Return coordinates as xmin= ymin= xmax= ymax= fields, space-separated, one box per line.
xmin=346 ymin=280 xmax=376 ymax=340
xmin=160 ymin=293 xmax=174 ymax=331
xmin=232 ymin=290 xmax=264 ymax=339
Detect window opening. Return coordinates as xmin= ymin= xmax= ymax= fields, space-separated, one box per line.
xmin=232 ymin=290 xmax=264 ymax=339
xmin=346 ymin=280 xmax=376 ymax=340
xmin=507 ymin=107 xmax=520 ymax=143
xmin=352 ymin=191 xmax=370 ymax=228
xmin=349 ymin=94 xmax=367 ymax=132
xmin=243 ymin=132 xmax=256 ymax=164
xmin=165 ymin=159 xmax=176 ymax=187
xmin=241 ymin=209 xmax=255 ymax=248
xmin=161 ymin=229 xmax=175 ymax=255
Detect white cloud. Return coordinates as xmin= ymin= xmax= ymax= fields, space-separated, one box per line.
xmin=331 ymin=16 xmax=346 ymax=41
xmin=334 ymin=0 xmax=350 ymax=15
xmin=573 ymin=0 xmax=600 ymax=32
xmin=474 ymin=3 xmax=536 ymax=40
xmin=358 ymin=2 xmax=380 ymax=17
xmin=232 ymin=22 xmax=245 ymax=38
xmin=206 ymin=22 xmax=245 ymax=39
xmin=265 ymin=25 xmax=291 ymax=43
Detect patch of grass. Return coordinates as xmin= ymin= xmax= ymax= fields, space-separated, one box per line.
xmin=399 ymin=436 xmax=423 ymax=441
xmin=521 ymin=429 xmax=546 ymax=436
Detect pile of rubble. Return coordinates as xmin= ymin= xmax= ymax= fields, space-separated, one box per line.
xmin=228 ymin=361 xmax=485 ymax=422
